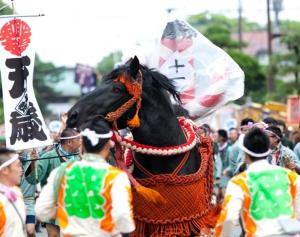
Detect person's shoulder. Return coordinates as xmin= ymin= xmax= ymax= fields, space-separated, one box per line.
xmin=281 ymin=144 xmax=296 ymax=156
xmin=294 ymin=142 xmax=300 ymax=150
xmin=230 ymin=171 xmax=247 ymax=184
xmin=107 ymin=165 xmax=125 ymax=175
xmin=40 ymin=148 xmax=57 ymax=158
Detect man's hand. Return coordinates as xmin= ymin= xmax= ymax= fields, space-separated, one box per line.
xmin=285 ymin=162 xmax=296 ymax=170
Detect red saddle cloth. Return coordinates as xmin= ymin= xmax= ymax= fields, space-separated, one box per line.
xmin=131 ymin=136 xmax=221 ymax=237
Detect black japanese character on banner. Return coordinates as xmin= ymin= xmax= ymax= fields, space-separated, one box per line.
xmin=168 ymin=58 xmax=186 ymax=80
xmin=10 ymin=102 xmax=47 ymax=145
xmin=5 ymin=56 xmax=30 ymax=99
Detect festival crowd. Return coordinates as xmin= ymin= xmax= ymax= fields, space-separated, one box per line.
xmin=0 ymin=114 xmax=300 ymax=237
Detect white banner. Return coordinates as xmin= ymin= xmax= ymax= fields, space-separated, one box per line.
xmin=0 ymin=17 xmax=52 ymax=150
xmin=159 ymin=20 xmax=244 ymax=120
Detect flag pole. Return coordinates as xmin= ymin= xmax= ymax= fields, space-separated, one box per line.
xmin=0 ymin=14 xmax=45 ymax=19
xmin=11 ymin=0 xmax=15 ymax=14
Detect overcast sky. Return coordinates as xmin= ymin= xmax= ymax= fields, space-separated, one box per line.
xmin=3 ymin=0 xmax=300 ymax=67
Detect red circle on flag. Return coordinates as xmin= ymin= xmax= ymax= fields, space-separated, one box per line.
xmin=0 ymin=19 xmax=31 ymax=56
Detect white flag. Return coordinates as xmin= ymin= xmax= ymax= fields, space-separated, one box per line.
xmin=159 ymin=20 xmax=244 ymax=120
xmin=0 ymin=17 xmax=52 ymax=150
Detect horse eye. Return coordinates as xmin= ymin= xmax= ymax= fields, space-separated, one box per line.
xmin=113 ymin=85 xmax=123 ymax=93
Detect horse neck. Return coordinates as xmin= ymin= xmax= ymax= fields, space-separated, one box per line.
xmin=131 ymin=104 xmax=186 ymax=147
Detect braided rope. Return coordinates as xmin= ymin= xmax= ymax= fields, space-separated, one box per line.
xmin=105 ymin=96 xmax=138 ymax=122
xmin=104 ymin=72 xmax=143 ymax=126
xmin=112 ymin=118 xmax=197 ymax=156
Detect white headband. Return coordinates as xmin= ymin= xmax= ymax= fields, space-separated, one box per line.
xmin=0 ymin=154 xmax=19 ymax=170
xmin=60 ymin=134 xmax=81 ymax=140
xmin=265 ymin=130 xmax=281 ymax=140
xmin=81 ymin=128 xmax=112 ymax=146
xmin=239 ymin=142 xmax=271 ymax=158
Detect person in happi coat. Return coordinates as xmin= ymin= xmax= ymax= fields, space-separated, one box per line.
xmin=215 ymin=127 xmax=300 ymax=237
xmin=0 ymin=148 xmax=26 ymax=237
xmin=292 ymin=131 xmax=300 ymax=162
xmin=25 ymin=128 xmax=81 ymax=237
xmin=226 ymin=118 xmax=254 ymax=176
xmin=265 ymin=126 xmax=300 ymax=174
xmin=216 ymin=129 xmax=231 ymax=199
xmin=35 ymin=118 xmax=135 ymax=237
xmin=19 ymin=149 xmax=38 ymax=237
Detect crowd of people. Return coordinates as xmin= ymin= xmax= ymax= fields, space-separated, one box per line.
xmin=204 ymin=117 xmax=300 ymax=236
xmin=0 ymin=114 xmax=300 ymax=236
xmin=0 ymin=117 xmax=134 ymax=237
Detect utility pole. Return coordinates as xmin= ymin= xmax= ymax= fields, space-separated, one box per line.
xmin=238 ymin=0 xmax=243 ymax=49
xmin=267 ymin=0 xmax=274 ymax=93
xmin=272 ymin=0 xmax=283 ymax=52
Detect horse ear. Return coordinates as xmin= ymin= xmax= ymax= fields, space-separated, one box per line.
xmin=129 ymin=56 xmax=140 ymax=79
xmin=66 ymin=110 xmax=78 ymax=128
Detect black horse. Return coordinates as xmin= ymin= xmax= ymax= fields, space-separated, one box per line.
xmin=67 ymin=56 xmax=218 ymax=237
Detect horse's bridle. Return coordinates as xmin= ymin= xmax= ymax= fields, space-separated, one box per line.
xmin=104 ymin=70 xmax=143 ymax=128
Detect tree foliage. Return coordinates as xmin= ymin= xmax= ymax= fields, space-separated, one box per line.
xmin=268 ymin=20 xmax=300 ymax=100
xmin=96 ymin=51 xmax=122 ymax=75
xmin=227 ymin=49 xmax=266 ymax=102
xmin=188 ymin=12 xmax=263 ymax=34
xmin=33 ymin=55 xmax=64 ymax=113
xmin=0 ymin=0 xmax=13 ymax=15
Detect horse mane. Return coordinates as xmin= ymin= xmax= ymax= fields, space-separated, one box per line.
xmin=103 ymin=63 xmax=181 ymax=103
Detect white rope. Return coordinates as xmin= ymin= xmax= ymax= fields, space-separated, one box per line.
xmin=0 ymin=154 xmax=19 ymax=170
xmin=265 ymin=130 xmax=281 ymax=140
xmin=114 ymin=121 xmax=197 ymax=156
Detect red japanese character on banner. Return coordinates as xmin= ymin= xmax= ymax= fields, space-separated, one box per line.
xmin=0 ymin=19 xmax=31 ymax=56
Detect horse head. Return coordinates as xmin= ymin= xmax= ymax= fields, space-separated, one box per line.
xmin=67 ymin=56 xmax=180 ymax=135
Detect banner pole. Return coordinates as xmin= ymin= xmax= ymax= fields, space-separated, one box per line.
xmin=0 ymin=14 xmax=45 ymax=19
xmin=11 ymin=0 xmax=15 ymax=14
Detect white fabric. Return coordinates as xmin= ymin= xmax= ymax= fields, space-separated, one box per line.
xmin=0 ymin=154 xmax=19 ymax=170
xmin=218 ymin=160 xmax=300 ymax=237
xmin=35 ymin=156 xmax=135 ymax=237
xmin=81 ymin=128 xmax=112 ymax=146
xmin=0 ymin=17 xmax=52 ymax=150
xmin=59 ymin=133 xmax=81 ymax=140
xmin=265 ymin=130 xmax=281 ymax=140
xmin=158 ymin=19 xmax=244 ymax=120
xmin=239 ymin=143 xmax=271 ymax=158
xmin=0 ymin=187 xmax=26 ymax=237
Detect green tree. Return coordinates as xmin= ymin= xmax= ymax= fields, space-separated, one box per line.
xmin=96 ymin=51 xmax=122 ymax=75
xmin=33 ymin=55 xmax=64 ymax=113
xmin=264 ymin=20 xmax=300 ymax=102
xmin=188 ymin=14 xmax=267 ymax=103
xmin=188 ymin=12 xmax=263 ymax=34
xmin=204 ymin=25 xmax=241 ymax=49
xmin=0 ymin=0 xmax=13 ymax=15
xmin=227 ymin=49 xmax=266 ymax=102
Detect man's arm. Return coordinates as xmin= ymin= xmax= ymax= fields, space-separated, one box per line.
xmin=111 ymin=172 xmax=135 ymax=234
xmin=25 ymin=154 xmax=50 ymax=185
xmin=35 ymin=168 xmax=58 ymax=222
xmin=295 ymin=175 xmax=300 ymax=220
xmin=215 ymin=180 xmax=244 ymax=237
